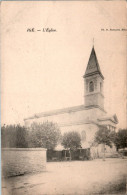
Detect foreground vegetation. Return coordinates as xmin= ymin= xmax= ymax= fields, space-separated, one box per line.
xmin=1 ymin=122 xmax=61 ymax=149
xmin=1 ymin=123 xmax=127 ymax=152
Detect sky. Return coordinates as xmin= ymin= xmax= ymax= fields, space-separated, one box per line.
xmin=1 ymin=1 xmax=127 ymax=129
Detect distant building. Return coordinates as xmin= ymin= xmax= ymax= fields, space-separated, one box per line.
xmin=24 ymin=47 xmax=118 ymax=151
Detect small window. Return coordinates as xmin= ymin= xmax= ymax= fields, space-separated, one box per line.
xmin=89 ymin=81 xmax=94 ymax=92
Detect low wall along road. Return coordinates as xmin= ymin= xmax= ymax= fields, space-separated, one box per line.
xmin=2 ymin=148 xmax=47 ymax=177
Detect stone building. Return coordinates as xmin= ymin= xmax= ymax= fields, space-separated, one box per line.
xmin=24 ymin=47 xmax=118 ymax=151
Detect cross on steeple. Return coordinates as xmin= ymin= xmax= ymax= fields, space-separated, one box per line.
xmin=93 ymin=38 xmax=94 ymax=46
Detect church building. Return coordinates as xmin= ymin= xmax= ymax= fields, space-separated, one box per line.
xmin=24 ymin=47 xmax=118 ymax=150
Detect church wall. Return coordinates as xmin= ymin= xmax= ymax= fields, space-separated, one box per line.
xmin=60 ymin=123 xmax=99 ymax=143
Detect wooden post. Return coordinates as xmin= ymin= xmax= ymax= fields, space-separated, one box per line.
xmin=65 ymin=150 xmax=66 ymax=160
xmin=69 ymin=149 xmax=71 ymax=161
xmin=103 ymin=144 xmax=105 ymax=161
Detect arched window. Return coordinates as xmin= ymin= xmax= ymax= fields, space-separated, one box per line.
xmin=81 ymin=130 xmax=86 ymax=142
xmin=100 ymin=82 xmax=102 ymax=92
xmin=89 ymin=81 xmax=94 ymax=92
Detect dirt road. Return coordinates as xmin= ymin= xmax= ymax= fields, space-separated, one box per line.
xmin=2 ymin=158 xmax=127 ymax=195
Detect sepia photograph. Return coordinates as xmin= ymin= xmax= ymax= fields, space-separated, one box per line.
xmin=1 ymin=1 xmax=127 ymax=195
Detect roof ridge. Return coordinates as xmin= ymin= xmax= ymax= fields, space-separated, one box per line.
xmin=24 ymin=105 xmax=106 ymax=121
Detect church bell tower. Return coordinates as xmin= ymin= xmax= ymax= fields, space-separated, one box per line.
xmin=83 ymin=47 xmax=104 ymax=110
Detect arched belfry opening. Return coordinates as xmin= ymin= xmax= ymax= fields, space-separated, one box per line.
xmin=89 ymin=81 xmax=94 ymax=92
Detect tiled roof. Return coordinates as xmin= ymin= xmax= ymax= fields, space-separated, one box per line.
xmin=24 ymin=105 xmax=105 ymax=121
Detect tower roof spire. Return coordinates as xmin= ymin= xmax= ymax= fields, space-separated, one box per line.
xmin=83 ymin=47 xmax=104 ymax=79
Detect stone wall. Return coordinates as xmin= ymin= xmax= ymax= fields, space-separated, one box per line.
xmin=2 ymin=148 xmax=47 ymax=177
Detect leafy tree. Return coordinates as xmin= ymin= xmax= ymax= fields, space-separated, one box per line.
xmin=16 ymin=125 xmax=28 ymax=148
xmin=113 ymin=129 xmax=127 ymax=150
xmin=61 ymin=131 xmax=81 ymax=160
xmin=1 ymin=124 xmax=28 ymax=148
xmin=94 ymin=125 xmax=112 ymax=160
xmin=27 ymin=121 xmax=61 ymax=149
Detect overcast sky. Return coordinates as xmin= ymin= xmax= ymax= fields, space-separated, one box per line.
xmin=1 ymin=1 xmax=127 ymax=129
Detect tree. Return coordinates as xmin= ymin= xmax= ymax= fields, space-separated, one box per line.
xmin=16 ymin=125 xmax=28 ymax=148
xmin=1 ymin=124 xmax=28 ymax=148
xmin=61 ymin=131 xmax=81 ymax=160
xmin=27 ymin=121 xmax=61 ymax=149
xmin=94 ymin=125 xmax=112 ymax=161
xmin=113 ymin=129 xmax=127 ymax=150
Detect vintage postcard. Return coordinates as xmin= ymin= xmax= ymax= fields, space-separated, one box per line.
xmin=1 ymin=1 xmax=127 ymax=195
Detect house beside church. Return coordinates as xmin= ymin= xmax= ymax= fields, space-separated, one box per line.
xmin=24 ymin=47 xmax=118 ymax=155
